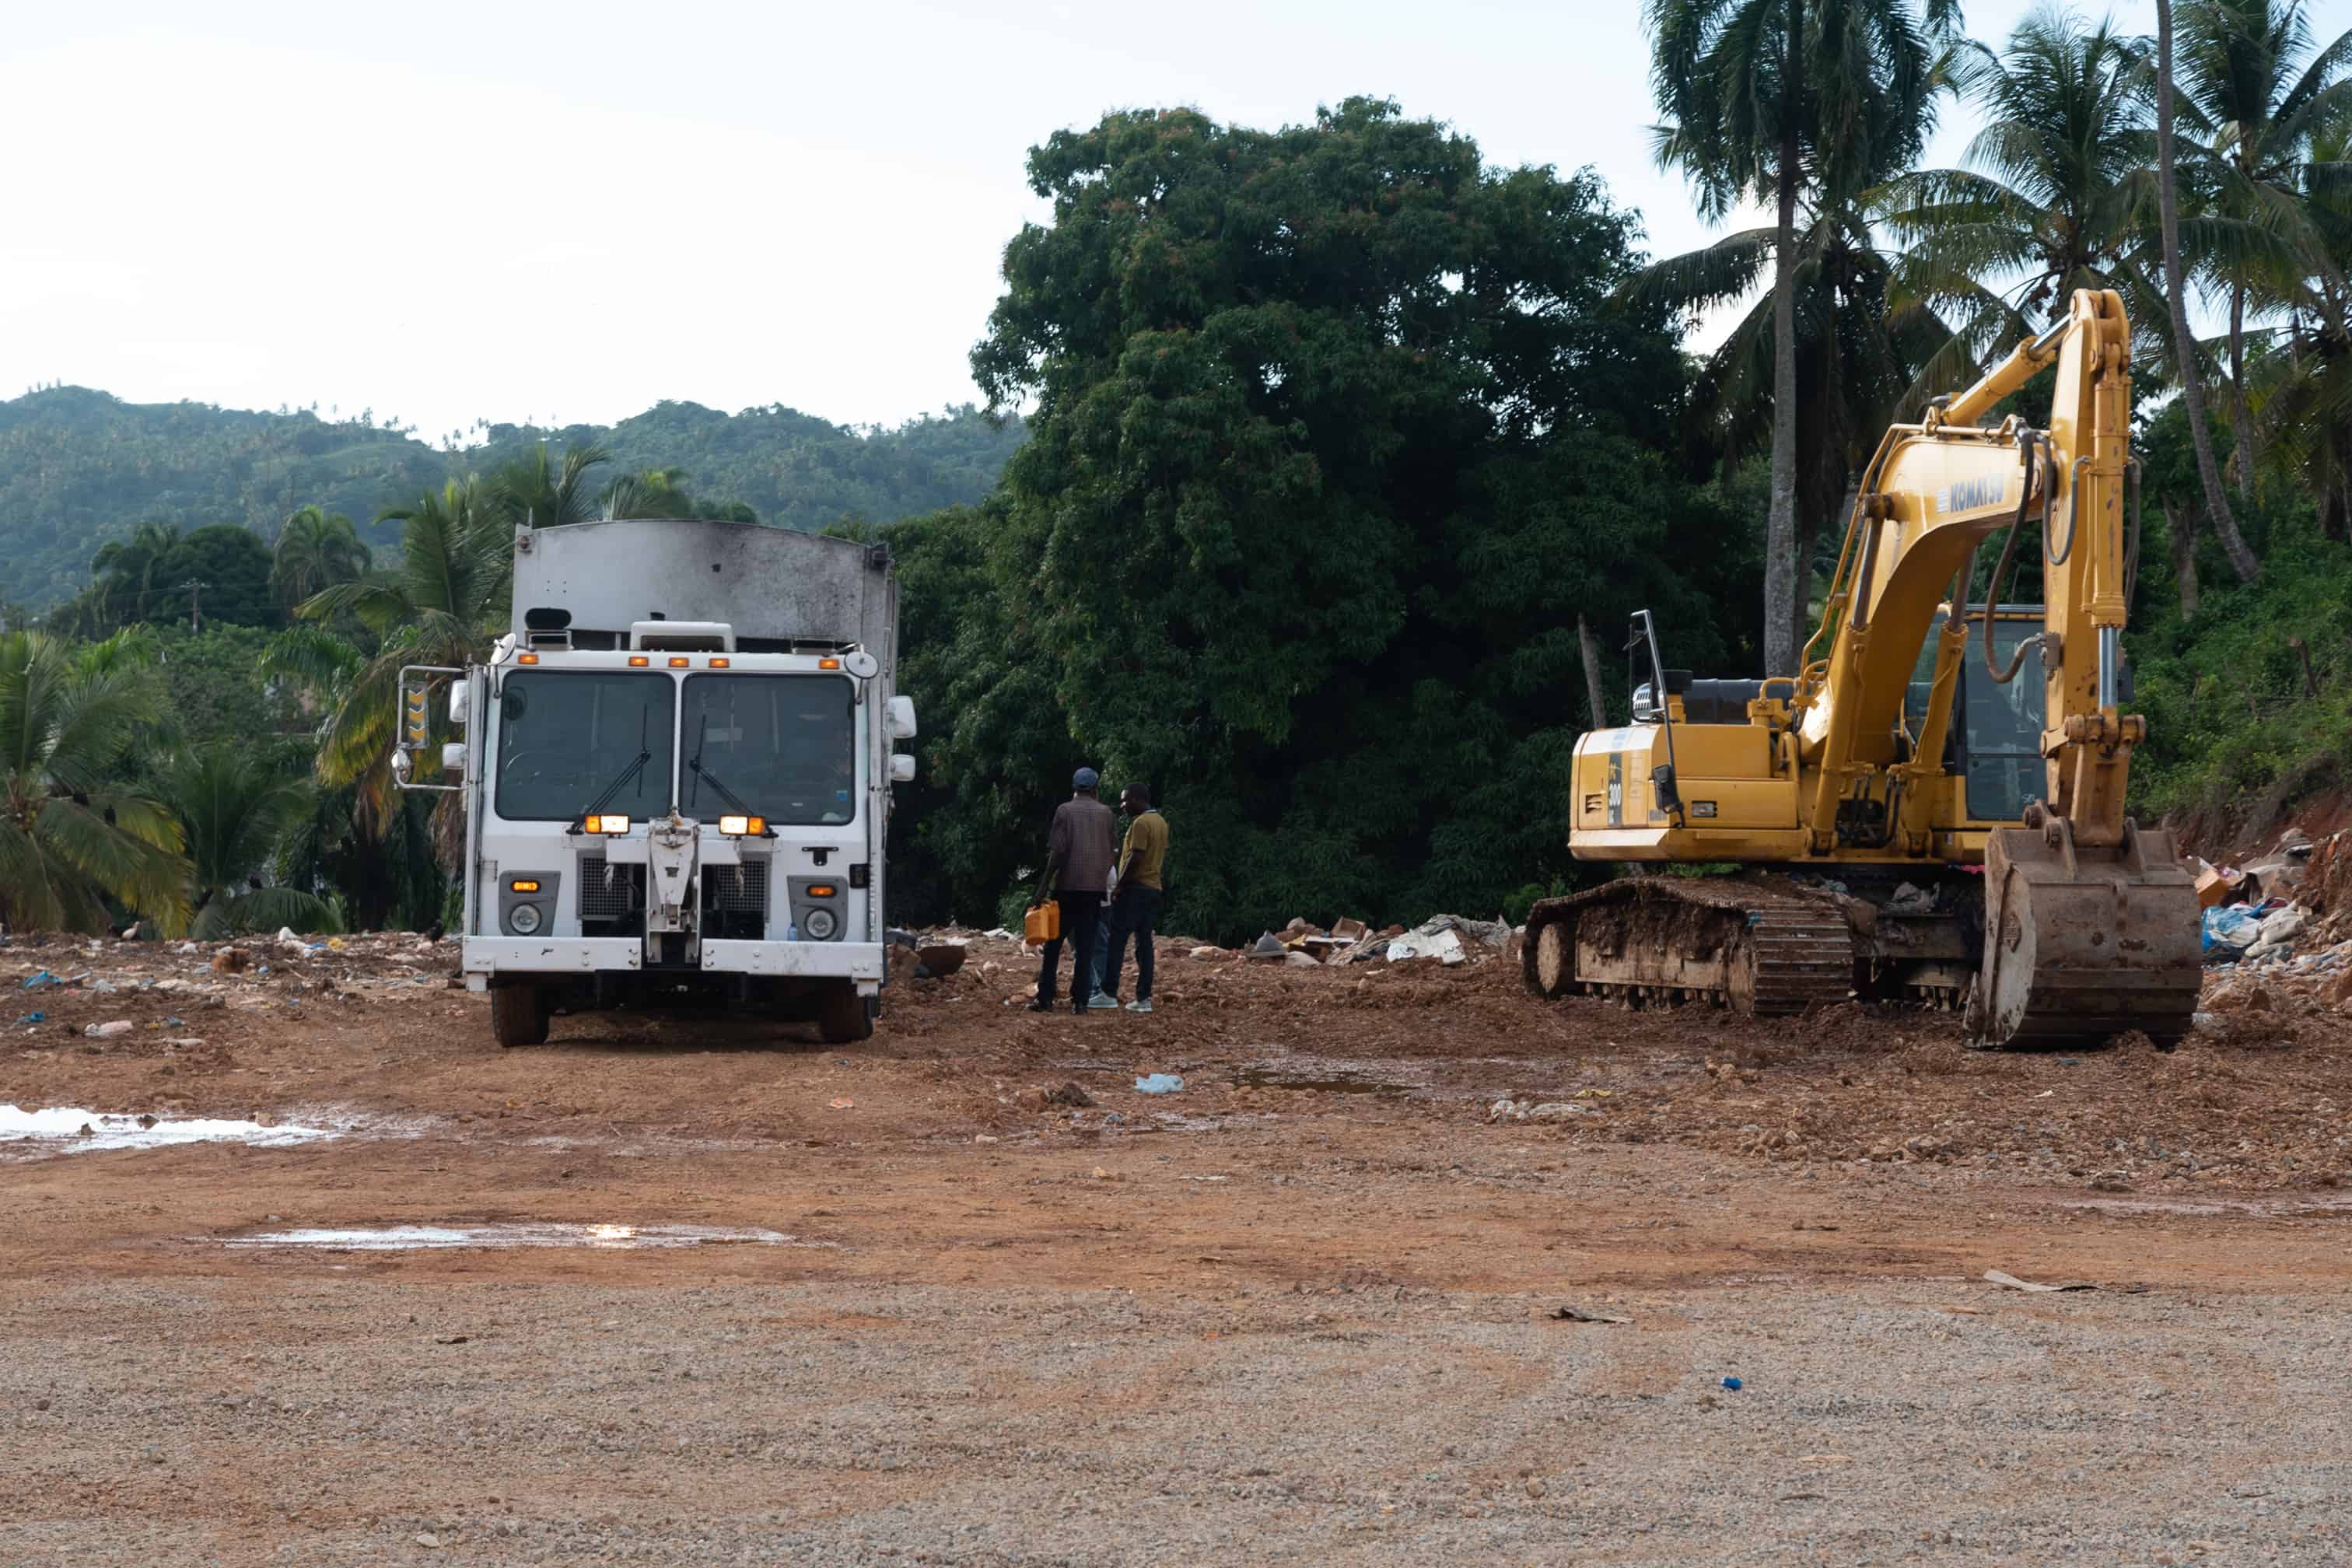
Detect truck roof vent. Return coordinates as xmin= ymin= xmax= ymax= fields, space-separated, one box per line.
xmin=630 ymin=620 xmax=735 ymax=653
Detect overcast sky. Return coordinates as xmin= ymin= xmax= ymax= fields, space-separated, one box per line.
xmin=2 ymin=0 xmax=2172 ymax=443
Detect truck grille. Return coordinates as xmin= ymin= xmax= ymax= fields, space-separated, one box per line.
xmin=576 ymin=856 xmax=646 ymax=922
xmin=701 ymin=860 xmax=768 ymax=915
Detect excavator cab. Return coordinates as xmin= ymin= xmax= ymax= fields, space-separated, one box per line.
xmin=1902 ymin=605 xmax=2046 ymax=824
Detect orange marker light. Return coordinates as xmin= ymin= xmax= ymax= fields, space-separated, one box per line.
xmin=667 ymin=656 xmax=690 ymax=668
xmin=518 ymin=653 xmax=540 ymax=665
xmin=628 ymin=655 xmax=649 ymax=667
xmin=709 ymin=656 xmax=730 ymax=668
xmin=807 ymin=884 xmax=836 ymax=898
xmin=818 ymin=657 xmax=842 ymax=670
xmin=510 ymin=879 xmax=541 ymax=893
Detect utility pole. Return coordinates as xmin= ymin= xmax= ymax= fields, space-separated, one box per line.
xmin=178 ymin=578 xmax=208 ymax=634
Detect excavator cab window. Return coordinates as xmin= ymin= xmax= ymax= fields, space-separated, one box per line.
xmin=1903 ymin=607 xmax=2046 ymax=824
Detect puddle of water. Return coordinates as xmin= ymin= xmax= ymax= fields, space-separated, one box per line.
xmin=1232 ymin=1071 xmax=1409 ymax=1094
xmin=0 ymin=1104 xmax=338 ymax=1157
xmin=222 ymin=1223 xmax=823 ymax=1251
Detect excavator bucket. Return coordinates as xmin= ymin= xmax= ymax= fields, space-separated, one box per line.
xmin=1969 ymin=821 xmax=2202 ymax=1048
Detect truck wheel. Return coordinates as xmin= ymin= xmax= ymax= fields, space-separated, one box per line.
xmin=492 ymin=983 xmax=550 ymax=1048
xmin=817 ymin=985 xmax=872 ymax=1045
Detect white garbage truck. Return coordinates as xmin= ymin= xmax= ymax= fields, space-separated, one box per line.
xmin=390 ymin=517 xmax=917 ymax=1048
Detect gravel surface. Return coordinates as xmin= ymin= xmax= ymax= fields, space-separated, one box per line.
xmin=5 ymin=1276 xmax=2348 ymax=1565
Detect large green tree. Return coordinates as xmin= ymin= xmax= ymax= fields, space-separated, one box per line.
xmin=915 ymin=99 xmax=1741 ymax=937
xmin=1646 ymin=0 xmax=1960 ymax=674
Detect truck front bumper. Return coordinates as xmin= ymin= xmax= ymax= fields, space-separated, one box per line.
xmin=463 ymin=936 xmax=880 ymax=995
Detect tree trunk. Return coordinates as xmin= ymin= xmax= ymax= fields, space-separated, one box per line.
xmin=2156 ymin=0 xmax=2262 ymax=584
xmin=1577 ymin=614 xmax=1610 ymax=730
xmin=1763 ymin=129 xmax=1804 ymax=674
xmin=2228 ymin=282 xmax=2256 ymax=500
xmin=2164 ymin=499 xmax=2199 ymax=620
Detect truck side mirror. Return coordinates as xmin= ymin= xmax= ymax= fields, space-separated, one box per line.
xmin=890 ymin=754 xmax=916 ymax=783
xmin=449 ymin=682 xmax=471 ymax=729
xmin=390 ymin=747 xmax=415 ymax=788
xmin=886 ymin=695 xmax=918 ymax=740
xmin=442 ymin=742 xmax=467 ymax=775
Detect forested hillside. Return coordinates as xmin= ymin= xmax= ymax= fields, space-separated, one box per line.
xmin=0 ymin=387 xmax=1022 ymax=609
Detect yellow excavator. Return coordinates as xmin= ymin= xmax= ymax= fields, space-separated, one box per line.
xmin=1526 ymin=289 xmax=2201 ymax=1047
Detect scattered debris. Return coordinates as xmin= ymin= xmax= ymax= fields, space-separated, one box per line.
xmin=1720 ymin=1376 xmax=1744 ymax=1391
xmin=828 ymin=1097 xmax=856 ymax=1111
xmin=82 ymin=1020 xmax=132 ymax=1039
xmin=225 ymin=1223 xmax=813 ymax=1251
xmin=1135 ymin=1073 xmax=1185 ymax=1094
xmin=1045 ymin=1080 xmax=1095 ymax=1108
xmin=1549 ymin=1305 xmax=1631 ymax=1324
xmin=1983 ymin=1269 xmax=2098 ymax=1293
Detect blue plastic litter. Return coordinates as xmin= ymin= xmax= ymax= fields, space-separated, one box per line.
xmin=15 ymin=1011 xmax=43 ymax=1025
xmin=2201 ymin=905 xmax=2260 ymax=954
xmin=22 ymin=971 xmax=59 ymax=990
xmin=1134 ymin=1073 xmax=1185 ymax=1094
xmin=1720 ymin=1377 xmax=1744 ymax=1391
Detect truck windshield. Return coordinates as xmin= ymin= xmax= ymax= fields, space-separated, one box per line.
xmin=495 ymin=670 xmax=677 ymax=822
xmin=681 ymin=674 xmax=856 ymax=826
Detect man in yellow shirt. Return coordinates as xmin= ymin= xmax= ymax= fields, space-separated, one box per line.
xmin=1100 ymin=784 xmax=1167 ymax=1013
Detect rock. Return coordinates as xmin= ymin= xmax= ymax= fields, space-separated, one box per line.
xmin=212 ymin=947 xmax=251 ymax=975
xmin=414 ymin=1532 xmax=442 ymax=1549
xmin=2210 ymin=980 xmax=2274 ymax=1013
xmin=1188 ymin=946 xmax=1226 ymax=961
xmin=1524 ymin=1477 xmax=1546 ymax=1499
xmin=1045 ymin=1080 xmax=1094 ymax=1108
xmin=2323 ymin=971 xmax=2352 ymax=1008
xmin=1524 ymin=1102 xmax=1594 ymax=1122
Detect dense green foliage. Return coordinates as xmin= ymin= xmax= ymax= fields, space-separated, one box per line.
xmin=884 ymin=100 xmax=1753 ymax=940
xmin=0 ymin=387 xmax=1022 ymax=610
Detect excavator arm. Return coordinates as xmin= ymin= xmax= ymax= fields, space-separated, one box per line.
xmin=1795 ymin=289 xmax=2197 ymax=1045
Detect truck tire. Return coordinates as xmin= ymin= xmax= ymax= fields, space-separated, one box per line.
xmin=817 ymin=984 xmax=872 ymax=1045
xmin=492 ymin=982 xmax=550 ymax=1048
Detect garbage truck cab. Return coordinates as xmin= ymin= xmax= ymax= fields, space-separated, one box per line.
xmin=392 ymin=518 xmax=916 ymax=1048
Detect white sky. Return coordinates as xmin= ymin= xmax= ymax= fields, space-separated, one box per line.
xmin=0 ymin=0 xmax=2172 ymax=443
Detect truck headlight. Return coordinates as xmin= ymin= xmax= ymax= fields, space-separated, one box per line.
xmin=804 ymin=908 xmax=838 ymax=940
xmin=510 ymin=903 xmax=543 ymax=935
xmin=717 ymin=814 xmax=766 ymax=835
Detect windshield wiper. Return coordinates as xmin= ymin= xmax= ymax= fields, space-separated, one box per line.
xmin=569 ymin=707 xmax=654 ymax=832
xmin=685 ymin=742 xmax=751 ymax=817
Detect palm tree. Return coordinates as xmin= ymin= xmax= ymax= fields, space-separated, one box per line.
xmin=490 ymin=443 xmax=610 ymax=530
xmin=2248 ymin=117 xmax=2352 ymax=541
xmin=1629 ymin=201 xmax=1958 ymax=632
xmin=279 ymin=478 xmax=513 ymax=821
xmin=156 ymin=744 xmax=342 ymax=938
xmin=601 ymin=467 xmax=699 ymax=519
xmin=88 ymin=520 xmax=183 ymax=626
xmin=1646 ymin=0 xmax=1961 ymax=675
xmin=271 ymin=506 xmax=370 ymax=608
xmin=0 ymin=630 xmax=189 ymax=935
xmin=1876 ymin=10 xmax=2176 ymax=371
xmin=2173 ymin=0 xmax=2352 ymax=494
xmin=2158 ymin=0 xmax=2260 ymax=581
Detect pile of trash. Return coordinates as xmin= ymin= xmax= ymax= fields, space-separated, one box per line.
xmin=1216 ymin=913 xmax=1517 ymax=970
xmin=9 ymin=927 xmax=457 ymax=1033
xmin=2189 ymin=828 xmax=2352 ymax=1011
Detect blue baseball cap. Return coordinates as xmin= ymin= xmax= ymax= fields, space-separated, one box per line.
xmin=1073 ymin=767 xmax=1100 ymax=790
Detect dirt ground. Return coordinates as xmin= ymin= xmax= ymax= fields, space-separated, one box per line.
xmin=5 ymin=929 xmax=2351 ymax=1565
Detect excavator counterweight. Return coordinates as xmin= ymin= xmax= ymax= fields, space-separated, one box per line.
xmin=1532 ymin=289 xmax=2202 ymax=1048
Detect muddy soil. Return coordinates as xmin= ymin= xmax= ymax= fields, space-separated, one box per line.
xmin=4 ymin=931 xmax=2350 ymax=1563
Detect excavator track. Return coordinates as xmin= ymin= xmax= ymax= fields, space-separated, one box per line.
xmin=1522 ymin=876 xmax=1855 ymax=1015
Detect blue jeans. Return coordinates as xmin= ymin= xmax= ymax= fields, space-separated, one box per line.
xmin=1090 ymin=912 xmax=1111 ymax=993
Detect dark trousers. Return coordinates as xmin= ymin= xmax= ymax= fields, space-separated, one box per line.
xmin=1104 ymin=884 xmax=1160 ymax=1002
xmin=1035 ymin=889 xmax=1104 ymax=1010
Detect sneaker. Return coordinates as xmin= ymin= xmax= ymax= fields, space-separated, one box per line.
xmin=1124 ymin=998 xmax=1153 ymax=1014
xmin=1087 ymin=991 xmax=1120 ymax=1010
xmin=1027 ymin=998 xmax=1056 ymax=1013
